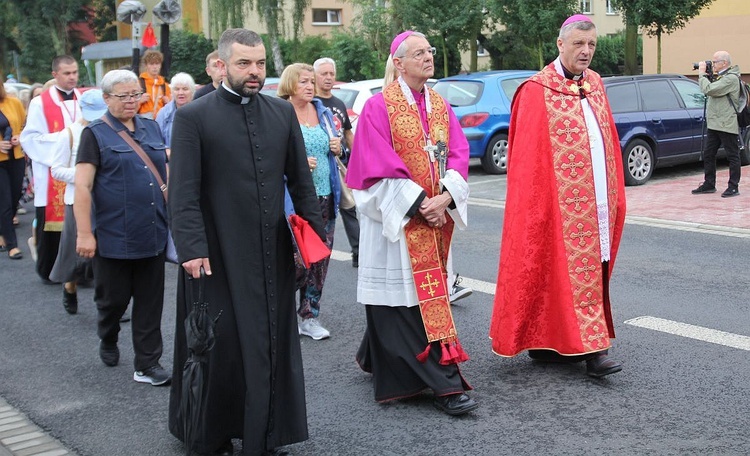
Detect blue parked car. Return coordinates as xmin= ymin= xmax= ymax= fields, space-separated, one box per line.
xmin=432 ymin=70 xmax=536 ymax=174
xmin=603 ymin=74 xmax=750 ymax=185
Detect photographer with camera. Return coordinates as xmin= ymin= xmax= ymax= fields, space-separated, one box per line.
xmin=692 ymin=51 xmax=742 ymax=198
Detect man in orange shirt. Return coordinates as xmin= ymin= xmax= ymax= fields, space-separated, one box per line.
xmin=137 ymin=50 xmax=171 ymax=119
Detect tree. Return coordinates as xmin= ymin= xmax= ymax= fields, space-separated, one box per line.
xmin=392 ymin=0 xmax=486 ymax=77
xmin=168 ymin=30 xmax=216 ymax=84
xmin=328 ymin=28 xmax=385 ymax=81
xmin=490 ymin=0 xmax=576 ymax=70
xmin=622 ymin=0 xmax=714 ymax=73
xmin=90 ymin=0 xmax=117 ymax=42
xmin=0 ymin=0 xmax=21 ymax=80
xmin=206 ymin=0 xmax=310 ymax=75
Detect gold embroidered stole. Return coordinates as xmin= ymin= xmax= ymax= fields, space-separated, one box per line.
xmin=532 ymin=67 xmax=619 ymax=352
xmin=383 ymin=82 xmax=468 ymax=365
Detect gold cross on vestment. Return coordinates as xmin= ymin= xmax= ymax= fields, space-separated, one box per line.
xmin=565 ymin=188 xmax=589 ymax=212
xmin=561 ymin=153 xmax=585 ymax=177
xmin=419 ymin=272 xmax=440 ymax=297
xmin=575 ymin=257 xmax=597 ymax=281
xmin=570 ymin=222 xmax=593 ymax=247
xmin=556 ymin=119 xmax=581 ymax=143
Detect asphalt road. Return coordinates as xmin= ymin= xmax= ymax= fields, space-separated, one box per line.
xmin=1 ymin=161 xmax=749 ymax=455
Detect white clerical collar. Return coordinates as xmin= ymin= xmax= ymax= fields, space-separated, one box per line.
xmin=397 ymin=76 xmax=431 ymax=114
xmin=222 ymin=82 xmax=251 ymax=104
xmin=54 ymin=85 xmax=75 ymax=96
xmin=553 ymin=57 xmax=586 ymax=80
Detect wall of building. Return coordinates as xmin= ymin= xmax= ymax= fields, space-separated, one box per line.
xmin=642 ymin=0 xmax=750 ymax=76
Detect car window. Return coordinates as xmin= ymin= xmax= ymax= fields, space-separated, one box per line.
xmin=500 ymin=77 xmax=528 ymax=101
xmin=606 ymin=82 xmax=639 ymax=113
xmin=331 ymin=88 xmax=359 ymax=109
xmin=432 ymin=81 xmax=482 ymax=107
xmin=370 ymin=87 xmax=383 ymax=95
xmin=638 ymin=80 xmax=682 ymax=111
xmin=672 ymin=79 xmax=706 ymax=109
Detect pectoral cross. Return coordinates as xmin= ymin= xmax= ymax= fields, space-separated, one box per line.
xmin=435 ymin=141 xmax=447 ymax=178
xmin=424 ymin=141 xmax=437 ymax=162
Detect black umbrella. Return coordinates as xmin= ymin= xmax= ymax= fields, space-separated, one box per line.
xmin=181 ymin=268 xmax=221 ymax=456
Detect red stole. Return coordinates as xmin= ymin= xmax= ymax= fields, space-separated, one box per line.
xmin=383 ymin=82 xmax=468 ymax=365
xmin=40 ymin=89 xmax=69 ymax=232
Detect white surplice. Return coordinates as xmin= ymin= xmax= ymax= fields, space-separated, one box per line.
xmin=354 ymin=169 xmax=469 ymax=308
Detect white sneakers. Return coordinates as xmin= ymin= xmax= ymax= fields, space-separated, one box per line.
xmin=449 ymin=274 xmax=473 ymax=303
xmin=298 ymin=318 xmax=330 ymax=340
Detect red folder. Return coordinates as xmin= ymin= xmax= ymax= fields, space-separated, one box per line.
xmin=288 ymin=214 xmax=330 ymax=268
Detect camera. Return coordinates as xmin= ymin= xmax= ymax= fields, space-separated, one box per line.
xmin=693 ymin=60 xmax=713 ymax=74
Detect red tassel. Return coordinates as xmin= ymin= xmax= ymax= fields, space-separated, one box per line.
xmin=142 ymin=23 xmax=158 ymax=48
xmin=448 ymin=343 xmax=459 ymax=360
xmin=454 ymin=340 xmax=470 ymax=363
xmin=416 ymin=343 xmax=431 ymax=363
xmin=439 ymin=343 xmax=451 ymax=365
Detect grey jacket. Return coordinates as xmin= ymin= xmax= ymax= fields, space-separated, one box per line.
xmin=700 ymin=64 xmax=741 ymax=134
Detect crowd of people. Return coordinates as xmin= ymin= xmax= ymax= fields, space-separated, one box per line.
xmin=0 ymin=12 xmax=654 ymax=455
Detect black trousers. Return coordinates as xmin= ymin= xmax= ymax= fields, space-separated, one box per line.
xmin=94 ymin=253 xmax=165 ymax=371
xmin=339 ymin=205 xmax=359 ymax=255
xmin=34 ymin=206 xmax=62 ymax=282
xmin=0 ymin=156 xmax=25 ymax=249
xmin=703 ymin=128 xmax=742 ymax=189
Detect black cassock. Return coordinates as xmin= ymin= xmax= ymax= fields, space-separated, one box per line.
xmin=167 ymin=85 xmax=325 ymax=455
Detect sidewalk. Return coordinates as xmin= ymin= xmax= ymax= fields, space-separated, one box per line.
xmin=0 ymin=398 xmax=73 ymax=456
xmin=625 ymin=165 xmax=750 ymax=231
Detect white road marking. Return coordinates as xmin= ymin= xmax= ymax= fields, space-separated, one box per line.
xmin=332 ymin=251 xmax=750 ymax=349
xmin=624 ymin=316 xmax=750 ymax=351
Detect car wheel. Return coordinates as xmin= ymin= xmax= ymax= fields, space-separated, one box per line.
xmin=481 ymin=133 xmax=508 ymax=174
xmin=741 ymin=128 xmax=750 ymax=166
xmin=623 ymin=139 xmax=654 ymax=186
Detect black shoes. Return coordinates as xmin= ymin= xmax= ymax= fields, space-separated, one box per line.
xmin=433 ymin=392 xmax=479 ymax=416
xmin=99 ymin=342 xmax=119 ymax=367
xmin=585 ymin=353 xmax=622 ymax=378
xmin=721 ymin=187 xmax=740 ymax=198
xmin=352 ymin=253 xmax=358 ymax=268
xmin=691 ymin=183 xmax=716 ymax=194
xmin=63 ymin=288 xmax=78 ymax=314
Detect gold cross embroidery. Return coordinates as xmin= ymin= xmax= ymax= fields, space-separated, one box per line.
xmin=578 ymin=291 xmax=597 ymax=314
xmin=575 ymin=257 xmax=596 ymax=281
xmin=565 ymin=188 xmax=589 ymax=212
xmin=570 ymin=222 xmax=593 ymax=247
xmin=556 ymin=119 xmax=581 ymax=143
xmin=550 ymin=93 xmax=572 ymax=109
xmin=419 ymin=272 xmax=440 ymax=297
xmin=561 ymin=153 xmax=585 ymax=177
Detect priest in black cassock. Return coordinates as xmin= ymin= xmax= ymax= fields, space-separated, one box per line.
xmin=167 ymin=28 xmax=326 ymax=456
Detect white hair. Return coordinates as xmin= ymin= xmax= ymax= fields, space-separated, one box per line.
xmin=313 ymin=57 xmax=336 ymax=74
xmin=170 ymin=72 xmax=196 ymax=93
xmin=101 ymin=69 xmax=139 ymax=93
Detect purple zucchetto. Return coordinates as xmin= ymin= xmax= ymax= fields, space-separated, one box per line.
xmin=390 ymin=31 xmax=415 ymax=57
xmin=561 ymin=14 xmax=593 ymax=29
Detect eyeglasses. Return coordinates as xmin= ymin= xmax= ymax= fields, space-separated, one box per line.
xmin=410 ymin=47 xmax=436 ymax=61
xmin=712 ymin=60 xmax=726 ymax=65
xmin=109 ymin=92 xmax=143 ymax=101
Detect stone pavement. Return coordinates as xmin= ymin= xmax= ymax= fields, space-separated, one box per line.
xmin=0 ymin=398 xmax=72 ymax=456
xmin=625 ymin=165 xmax=750 ymax=233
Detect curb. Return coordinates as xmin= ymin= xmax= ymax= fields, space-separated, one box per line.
xmin=0 ymin=397 xmax=75 ymax=456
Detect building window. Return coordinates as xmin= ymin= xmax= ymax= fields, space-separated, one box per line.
xmin=312 ymin=9 xmax=342 ymax=25
xmin=606 ymin=0 xmax=617 ymax=14
xmin=580 ymin=0 xmax=592 ymax=13
xmin=477 ymin=41 xmax=488 ymax=57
